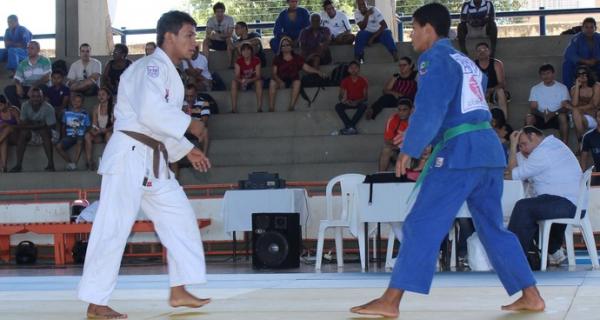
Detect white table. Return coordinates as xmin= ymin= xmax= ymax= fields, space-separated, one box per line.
xmin=221 ymin=188 xmax=310 ymax=233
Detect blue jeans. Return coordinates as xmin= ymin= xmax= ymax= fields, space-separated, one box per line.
xmin=508 ymin=194 xmax=577 ymax=255
xmin=354 ymin=29 xmax=397 ymax=59
xmin=389 ymin=167 xmax=536 ymax=295
xmin=0 ymin=47 xmax=27 ymax=71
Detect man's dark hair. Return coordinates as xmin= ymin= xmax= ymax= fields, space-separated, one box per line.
xmin=146 ymin=41 xmax=157 ymax=48
xmin=213 ymin=2 xmax=225 ymax=12
xmin=521 ymin=126 xmax=543 ymax=137
xmin=397 ymin=98 xmax=413 ymax=108
xmin=29 ymin=86 xmax=43 ymax=96
xmin=236 ymin=21 xmax=248 ymax=29
xmin=475 ymin=42 xmax=489 ymax=49
xmin=113 ymin=43 xmax=129 ymax=57
xmin=156 ymin=10 xmax=197 ymax=47
xmin=7 ymin=15 xmax=17 ymax=22
xmin=322 ymin=0 xmax=333 ymax=8
xmin=79 ymin=43 xmax=91 ymax=50
xmin=412 ymin=3 xmax=450 ymax=38
xmin=51 ymin=69 xmax=64 ymax=77
xmin=582 ymin=17 xmax=596 ymax=27
xmin=538 ymin=64 xmax=554 ymax=74
xmin=348 ymin=60 xmax=361 ymax=68
xmin=399 ymin=56 xmax=412 ymax=65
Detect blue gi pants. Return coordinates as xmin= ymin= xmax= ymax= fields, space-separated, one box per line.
xmin=0 ymin=48 xmax=27 ymax=71
xmin=354 ymin=29 xmax=397 ymax=59
xmin=389 ymin=167 xmax=536 ymax=296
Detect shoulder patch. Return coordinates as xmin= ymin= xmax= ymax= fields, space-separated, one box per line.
xmin=419 ymin=61 xmax=429 ymax=76
xmin=146 ymin=65 xmax=159 ymax=78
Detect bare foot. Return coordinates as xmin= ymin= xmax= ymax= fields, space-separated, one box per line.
xmin=86 ymin=304 xmax=127 ymax=319
xmin=350 ymin=297 xmax=400 ymax=318
xmin=169 ymin=285 xmax=211 ymax=308
xmin=501 ymin=286 xmax=545 ymax=312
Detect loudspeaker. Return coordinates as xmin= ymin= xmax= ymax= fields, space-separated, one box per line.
xmin=15 ymin=241 xmax=37 ymax=265
xmin=252 ymin=213 xmax=301 ymax=269
xmin=239 ymin=172 xmax=286 ymax=190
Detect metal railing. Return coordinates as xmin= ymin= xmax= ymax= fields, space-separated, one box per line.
xmin=3 ymin=7 xmax=598 ymax=46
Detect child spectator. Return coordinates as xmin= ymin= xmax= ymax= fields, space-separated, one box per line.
xmin=84 ymin=87 xmax=113 ymax=170
xmin=55 ymin=93 xmax=90 ymax=171
xmin=335 ymin=60 xmax=368 ymax=135
xmin=46 ymin=70 xmax=70 ymax=134
xmin=378 ymin=98 xmax=412 ymax=171
xmin=231 ymin=43 xmax=263 ymax=113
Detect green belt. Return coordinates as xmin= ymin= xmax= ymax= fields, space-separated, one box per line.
xmin=414 ymin=121 xmax=492 ymax=189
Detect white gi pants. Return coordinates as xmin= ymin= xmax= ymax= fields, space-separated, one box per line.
xmin=78 ymin=133 xmax=206 ymax=305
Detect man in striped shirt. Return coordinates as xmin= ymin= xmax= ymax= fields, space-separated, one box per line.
xmin=457 ymin=0 xmax=498 ymax=57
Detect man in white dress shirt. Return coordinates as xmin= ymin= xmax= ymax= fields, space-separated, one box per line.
xmin=507 ymin=126 xmax=581 ymax=267
xmin=77 ymin=11 xmax=211 ymax=319
xmin=321 ymin=0 xmax=355 ymax=45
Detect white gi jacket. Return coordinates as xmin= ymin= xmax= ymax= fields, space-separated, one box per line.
xmin=99 ymin=47 xmax=193 ymax=176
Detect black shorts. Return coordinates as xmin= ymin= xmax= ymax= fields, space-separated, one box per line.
xmin=210 ymin=39 xmax=228 ymax=51
xmin=533 ymin=114 xmax=560 ymax=130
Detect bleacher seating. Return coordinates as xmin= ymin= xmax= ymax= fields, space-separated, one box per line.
xmin=0 ymin=35 xmax=574 ymax=191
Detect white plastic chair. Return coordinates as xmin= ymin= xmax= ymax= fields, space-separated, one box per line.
xmin=538 ymin=166 xmax=599 ymax=271
xmin=315 ymin=174 xmax=365 ymax=270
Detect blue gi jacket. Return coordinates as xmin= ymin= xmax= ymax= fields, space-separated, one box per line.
xmin=3 ymin=25 xmax=32 ymax=48
xmin=564 ymin=32 xmax=600 ymax=66
xmin=401 ymin=38 xmax=506 ymax=169
xmin=273 ymin=7 xmax=310 ymax=40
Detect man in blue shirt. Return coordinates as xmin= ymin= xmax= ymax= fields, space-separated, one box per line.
xmin=350 ymin=3 xmax=545 ymax=317
xmin=270 ymin=0 xmax=310 ymax=54
xmin=0 ymin=15 xmax=32 ymax=76
xmin=562 ymin=17 xmax=600 ymax=89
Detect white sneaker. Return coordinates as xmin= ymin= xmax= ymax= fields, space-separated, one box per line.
xmin=66 ymin=163 xmax=77 ymax=171
xmin=548 ymin=249 xmax=567 ymax=266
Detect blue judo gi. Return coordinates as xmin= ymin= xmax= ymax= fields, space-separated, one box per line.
xmin=389 ymin=38 xmax=536 ymax=296
xmin=562 ymin=32 xmax=600 ymax=89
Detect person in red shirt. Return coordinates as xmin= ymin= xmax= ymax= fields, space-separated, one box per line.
xmin=230 ymin=43 xmax=263 ymax=113
xmin=378 ymin=98 xmax=411 ymax=170
xmin=268 ymin=36 xmax=324 ymax=112
xmin=335 ymin=60 xmax=368 ymax=134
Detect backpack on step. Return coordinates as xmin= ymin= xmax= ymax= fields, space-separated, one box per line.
xmin=328 ymin=63 xmax=350 ymax=86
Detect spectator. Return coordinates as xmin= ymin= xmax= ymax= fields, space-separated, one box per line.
xmin=528 ymin=64 xmax=571 ymax=144
xmin=354 ymin=0 xmax=399 ymax=63
xmin=581 ymin=109 xmax=600 ymax=184
xmin=299 ymin=14 xmax=332 ymax=69
xmin=10 ymin=87 xmax=56 ymax=172
xmin=475 ymin=42 xmax=508 ymax=116
xmin=269 ymin=36 xmax=325 ymax=112
xmin=101 ymin=43 xmax=132 ymax=96
xmin=66 ymin=43 xmax=102 ymax=96
xmin=84 ymin=87 xmax=113 ymax=171
xmin=335 ymin=60 xmax=368 ymax=135
xmin=457 ymin=0 xmax=497 ymax=57
xmin=4 ymin=41 xmax=51 ymax=107
xmin=231 ymin=43 xmax=263 ymax=113
xmin=233 ymin=21 xmax=266 ymax=66
xmin=202 ymin=2 xmax=235 ymax=67
xmin=145 ymin=41 xmax=157 ymax=56
xmin=0 ymin=15 xmax=31 ymax=77
xmin=378 ymin=98 xmax=412 ymax=171
xmin=55 ymin=93 xmax=90 ymax=171
xmin=46 ymin=70 xmax=70 ymax=111
xmin=365 ymin=56 xmax=417 ymax=120
xmin=506 ymin=126 xmax=582 ymax=267
xmin=320 ymin=0 xmax=355 ymax=45
xmin=569 ymin=66 xmax=600 ymax=144
xmin=270 ymin=0 xmax=310 ymax=54
xmin=0 ymin=95 xmax=19 ymax=173
xmin=562 ymin=17 xmax=600 ymax=89
xmin=182 ymin=45 xmax=213 ymax=92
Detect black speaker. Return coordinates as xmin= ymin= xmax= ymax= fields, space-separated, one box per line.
xmin=15 ymin=241 xmax=37 ymax=265
xmin=252 ymin=213 xmax=301 ymax=269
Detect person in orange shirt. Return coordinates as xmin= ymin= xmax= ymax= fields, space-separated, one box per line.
xmin=378 ymin=98 xmax=411 ymax=171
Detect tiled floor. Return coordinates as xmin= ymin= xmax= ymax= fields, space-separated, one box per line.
xmin=0 ymin=258 xmax=599 ymax=320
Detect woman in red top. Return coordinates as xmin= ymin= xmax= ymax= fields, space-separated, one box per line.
xmin=268 ymin=36 xmax=325 ymax=112
xmin=231 ymin=43 xmax=263 ymax=113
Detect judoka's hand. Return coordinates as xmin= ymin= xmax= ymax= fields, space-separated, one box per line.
xmin=187 ymin=148 xmax=211 ymax=172
xmin=395 ymin=153 xmax=411 ymax=177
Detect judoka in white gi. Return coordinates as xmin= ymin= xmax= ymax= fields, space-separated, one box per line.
xmin=350 ymin=4 xmax=545 ymax=318
xmin=78 ymin=11 xmax=211 ymax=319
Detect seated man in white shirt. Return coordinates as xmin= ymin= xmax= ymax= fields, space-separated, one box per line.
xmin=321 ymin=0 xmax=355 ymax=45
xmin=66 ymin=43 xmax=102 ymax=96
xmin=527 ymin=64 xmax=571 ymax=144
xmin=506 ymin=126 xmax=582 ymax=268
xmin=182 ymin=45 xmax=213 ymax=92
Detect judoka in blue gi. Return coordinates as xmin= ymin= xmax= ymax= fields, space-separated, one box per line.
xmin=562 ymin=17 xmax=600 ymax=89
xmin=350 ymin=3 xmax=545 ymax=318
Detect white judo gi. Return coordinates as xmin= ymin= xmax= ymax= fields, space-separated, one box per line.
xmin=78 ymin=47 xmax=206 ymax=305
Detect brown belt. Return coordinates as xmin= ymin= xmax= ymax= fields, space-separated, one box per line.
xmin=120 ymin=130 xmax=169 ymax=179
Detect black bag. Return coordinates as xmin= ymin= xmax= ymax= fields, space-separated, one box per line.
xmin=363 ymin=172 xmax=413 ymax=204
xmin=328 ymin=63 xmax=350 ymax=86
xmin=15 ymin=241 xmax=38 ymax=265
xmin=51 ymin=59 xmax=68 ymax=76
xmin=299 ymin=74 xmax=327 ymax=107
xmin=526 ymin=241 xmax=541 ymax=271
xmin=197 ymin=93 xmax=219 ymax=114
xmin=72 ymin=240 xmax=88 ymax=264
xmin=210 ymin=72 xmax=226 ymax=91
